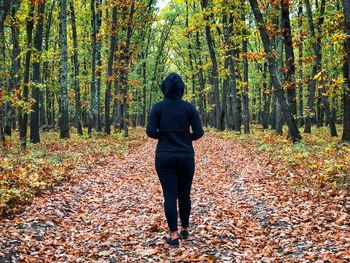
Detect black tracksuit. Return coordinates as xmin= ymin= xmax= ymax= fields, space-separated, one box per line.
xmin=146 ymin=72 xmax=204 ymax=232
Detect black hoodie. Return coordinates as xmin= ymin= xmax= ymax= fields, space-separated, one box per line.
xmin=146 ymin=73 xmax=204 ymax=156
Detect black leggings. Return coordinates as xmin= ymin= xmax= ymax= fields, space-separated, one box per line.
xmin=155 ymin=155 xmax=195 ymax=232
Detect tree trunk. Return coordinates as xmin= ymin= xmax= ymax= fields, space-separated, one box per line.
xmin=242 ymin=24 xmax=250 ymax=134
xmin=141 ymin=26 xmax=153 ymax=126
xmin=4 ymin=1 xmax=20 ymax=136
xmin=258 ymin=80 xmax=262 ymax=124
xmin=43 ymin=0 xmax=56 ymax=128
xmin=249 ymin=0 xmax=302 ymax=142
xmin=304 ymin=0 xmax=325 ymax=133
xmin=0 ymin=4 xmax=6 ymax=141
xmin=329 ymin=103 xmax=338 ymax=137
xmin=121 ymin=1 xmax=136 ymax=137
xmin=105 ymin=6 xmax=118 ymax=134
xmin=262 ymin=63 xmax=271 ymax=129
xmin=222 ymin=14 xmax=230 ymax=130
xmin=95 ymin=0 xmax=102 ymax=132
xmin=89 ymin=0 xmax=97 ymax=135
xmin=69 ymin=1 xmax=83 ymax=135
xmin=298 ymin=2 xmax=304 ymax=127
xmin=59 ymin=0 xmax=70 ymax=138
xmin=112 ymin=77 xmax=121 ymax=131
xmin=274 ymin=10 xmax=284 ymax=135
xmin=195 ymin=31 xmax=207 ymax=125
xmin=343 ymin=0 xmax=350 ymax=142
xmin=19 ymin=5 xmax=34 ymax=148
xmin=275 ymin=100 xmax=283 ymax=135
xmin=201 ymin=0 xmax=222 ymax=130
xmin=82 ymin=56 xmax=88 ymax=127
xmin=30 ymin=1 xmax=45 ymax=144
xmin=223 ymin=13 xmax=239 ymax=131
xmin=186 ymin=0 xmax=196 ymax=106
xmin=138 ymin=0 xmax=154 ymax=126
xmin=281 ymin=0 xmax=297 ymax=119
xmin=270 ymin=89 xmax=277 ymax=129
xmin=142 ymin=57 xmax=147 ymax=126
xmin=141 ymin=46 xmax=149 ymax=126
xmin=316 ymin=90 xmax=324 ymax=127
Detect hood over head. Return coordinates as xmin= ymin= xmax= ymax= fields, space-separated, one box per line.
xmin=161 ymin=72 xmax=185 ymax=99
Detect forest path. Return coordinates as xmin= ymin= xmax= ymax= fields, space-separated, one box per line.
xmin=0 ymin=134 xmax=349 ymax=262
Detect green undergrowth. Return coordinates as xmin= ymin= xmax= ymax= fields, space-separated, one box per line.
xmin=0 ymin=128 xmax=147 ymax=217
xmin=214 ymin=125 xmax=350 ymax=192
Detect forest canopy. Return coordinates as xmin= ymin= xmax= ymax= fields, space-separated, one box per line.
xmin=0 ymin=0 xmax=349 ymax=146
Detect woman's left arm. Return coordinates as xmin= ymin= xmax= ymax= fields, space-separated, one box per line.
xmin=146 ymin=105 xmax=160 ymax=139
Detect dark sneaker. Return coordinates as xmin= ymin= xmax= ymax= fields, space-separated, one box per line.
xmin=166 ymin=237 xmax=179 ymax=247
xmin=179 ymin=230 xmax=189 ymax=239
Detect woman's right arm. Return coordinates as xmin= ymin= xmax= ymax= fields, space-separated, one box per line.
xmin=146 ymin=105 xmax=160 ymax=139
xmin=190 ymin=106 xmax=204 ymax=141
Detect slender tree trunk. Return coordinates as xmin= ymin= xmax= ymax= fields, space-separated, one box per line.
xmin=195 ymin=31 xmax=206 ymax=125
xmin=121 ymin=1 xmax=136 ymax=137
xmin=298 ymin=2 xmax=304 ymax=127
xmin=8 ymin=18 xmax=20 ymax=136
xmin=262 ymin=63 xmax=271 ymax=129
xmin=2 ymin=29 xmax=8 ymax=139
xmin=186 ymin=0 xmax=196 ymax=106
xmin=281 ymin=0 xmax=297 ymax=120
xmin=30 ymin=1 xmax=45 ymax=144
xmin=137 ymin=0 xmax=154 ymax=126
xmin=304 ymin=0 xmax=326 ymax=133
xmin=105 ymin=6 xmax=118 ymax=134
xmin=95 ymin=0 xmax=102 ymax=132
xmin=19 ymin=5 xmax=34 ymax=148
xmin=316 ymin=88 xmax=324 ymax=127
xmin=112 ymin=77 xmax=121 ymax=130
xmin=69 ymin=1 xmax=83 ymax=135
xmin=43 ymin=0 xmax=56 ymax=128
xmin=82 ymin=51 xmax=88 ymax=127
xmin=275 ymin=100 xmax=283 ymax=135
xmin=141 ymin=27 xmax=152 ymax=126
xmin=249 ymin=0 xmax=301 ymax=142
xmin=304 ymin=0 xmax=319 ymax=133
xmin=140 ymin=53 xmax=147 ymax=126
xmin=201 ymin=0 xmax=222 ymax=130
xmin=59 ymin=0 xmax=70 ymax=138
xmin=258 ymin=82 xmax=262 ymax=124
xmin=4 ymin=2 xmax=20 ymax=136
xmin=89 ymin=0 xmax=97 ymax=135
xmin=329 ymin=101 xmax=338 ymax=136
xmin=274 ymin=11 xmax=284 ymax=135
xmin=222 ymin=14 xmax=230 ymax=130
xmin=0 ymin=1 xmax=7 ymax=142
xmin=343 ymin=0 xmax=350 ymax=142
xmin=39 ymin=1 xmax=48 ymax=130
xmin=242 ymin=20 xmax=250 ymax=134
xmin=223 ymin=13 xmax=239 ymax=131
xmin=142 ymin=57 xmax=147 ymax=126
xmin=271 ymin=88 xmax=277 ymax=129
xmin=52 ymin=86 xmax=56 ymax=127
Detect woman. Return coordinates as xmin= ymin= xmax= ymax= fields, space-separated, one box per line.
xmin=146 ymin=72 xmax=204 ymax=247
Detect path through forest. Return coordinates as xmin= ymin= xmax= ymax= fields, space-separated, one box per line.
xmin=0 ymin=135 xmax=349 ymax=262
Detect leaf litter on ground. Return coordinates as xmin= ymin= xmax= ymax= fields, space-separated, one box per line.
xmin=0 ymin=132 xmax=349 ymax=262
